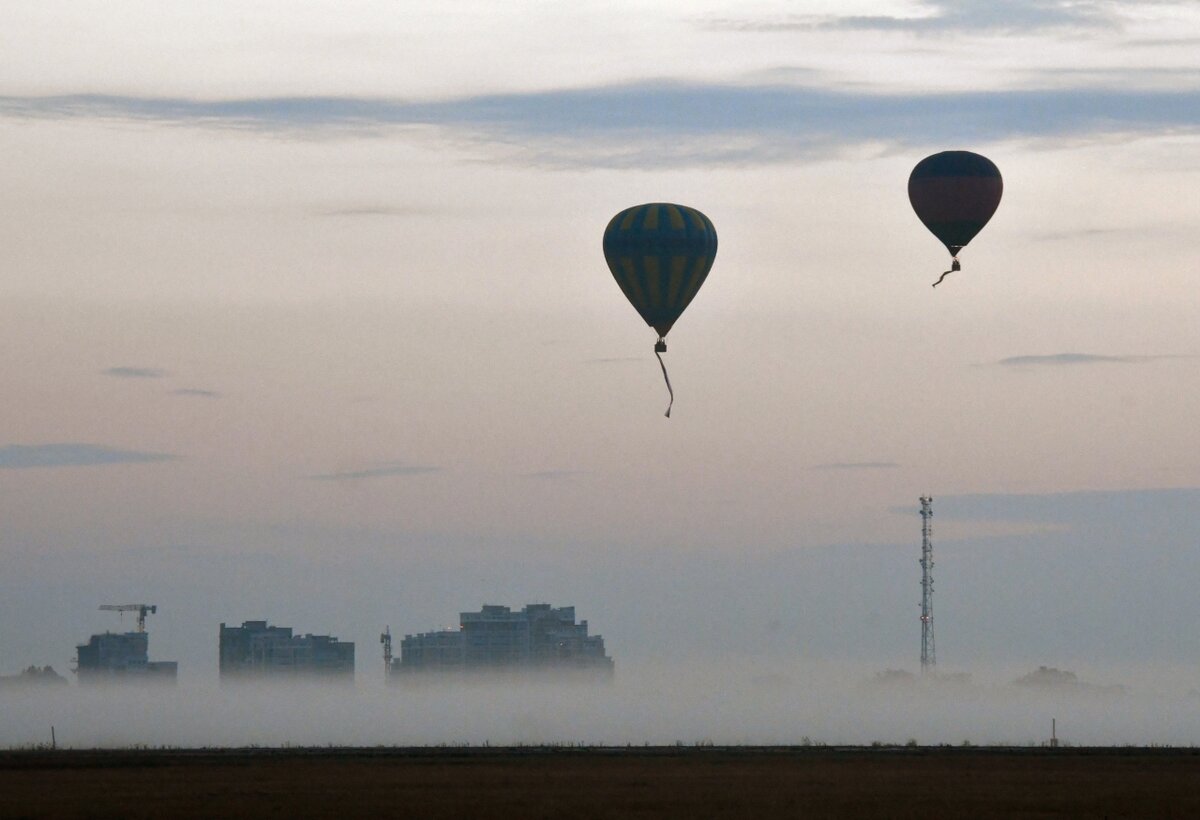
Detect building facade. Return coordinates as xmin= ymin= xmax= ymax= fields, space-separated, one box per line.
xmin=219 ymin=621 xmax=355 ymax=680
xmin=396 ymin=604 xmax=613 ymax=679
xmin=75 ymin=632 xmax=178 ymax=683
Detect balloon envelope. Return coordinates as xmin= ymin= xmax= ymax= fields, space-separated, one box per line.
xmin=908 ymin=151 xmax=1002 ymax=255
xmin=603 ymin=203 xmax=717 ymax=338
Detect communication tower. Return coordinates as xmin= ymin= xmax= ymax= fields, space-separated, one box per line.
xmin=919 ymin=496 xmax=935 ymax=673
xmin=380 ymin=626 xmax=393 ymax=681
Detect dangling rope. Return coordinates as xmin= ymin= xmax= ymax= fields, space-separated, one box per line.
xmin=932 ymin=258 xmax=961 ymax=288
xmin=654 ymin=339 xmax=673 ymax=418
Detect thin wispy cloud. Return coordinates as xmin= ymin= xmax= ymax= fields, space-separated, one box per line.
xmin=0 ymin=443 xmax=178 ymax=469
xmin=996 ymin=353 xmax=1183 ymax=367
xmin=812 ymin=461 xmax=901 ymax=471
xmin=1020 ymin=66 xmax=1200 ymax=90
xmin=741 ymin=66 xmax=824 ymax=83
xmin=521 ymin=469 xmax=588 ymax=480
xmin=705 ymin=0 xmax=1118 ymax=35
xmin=306 ymin=461 xmax=440 ymax=481
xmin=1126 ymin=36 xmax=1200 ymax=49
xmin=1031 ymin=223 xmax=1192 ymax=242
xmin=1031 ymin=227 xmax=1124 ymax=242
xmin=169 ymin=388 xmax=221 ymax=398
xmin=315 ymin=205 xmax=434 ymax=218
xmin=104 ymin=366 xmax=168 ymax=379
xmin=929 ymin=487 xmax=1200 ymax=527
xmin=4 ymin=82 xmax=1199 ymax=168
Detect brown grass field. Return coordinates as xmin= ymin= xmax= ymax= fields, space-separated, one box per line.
xmin=2 ymin=746 xmax=1198 ymax=819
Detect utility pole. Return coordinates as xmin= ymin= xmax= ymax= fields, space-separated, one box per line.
xmin=920 ymin=496 xmax=936 ymax=674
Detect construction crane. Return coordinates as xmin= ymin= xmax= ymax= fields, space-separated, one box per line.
xmin=99 ymin=604 xmax=157 ymax=633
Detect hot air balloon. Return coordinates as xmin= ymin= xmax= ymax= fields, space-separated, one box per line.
xmin=908 ymin=151 xmax=1003 ymax=287
xmin=603 ymin=203 xmax=717 ymax=417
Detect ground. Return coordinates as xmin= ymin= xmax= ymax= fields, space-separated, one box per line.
xmin=2 ymin=746 xmax=1198 ymax=819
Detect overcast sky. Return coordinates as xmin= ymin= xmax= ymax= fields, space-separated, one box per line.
xmin=2 ymin=1 xmax=1200 ymax=691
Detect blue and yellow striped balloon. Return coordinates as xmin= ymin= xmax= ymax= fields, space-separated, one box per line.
xmin=602 ymin=203 xmax=717 ymax=340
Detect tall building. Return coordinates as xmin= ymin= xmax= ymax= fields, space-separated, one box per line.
xmin=395 ymin=603 xmax=613 ymax=679
xmin=75 ymin=632 xmax=178 ymax=683
xmin=219 ymin=621 xmax=355 ymax=681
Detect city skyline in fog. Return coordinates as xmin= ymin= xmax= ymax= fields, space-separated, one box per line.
xmin=3 ymin=1 xmax=1200 ymax=699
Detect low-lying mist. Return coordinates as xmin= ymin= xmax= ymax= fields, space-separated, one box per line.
xmin=5 ymin=660 xmax=1200 ymax=749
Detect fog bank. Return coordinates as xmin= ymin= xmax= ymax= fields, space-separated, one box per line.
xmin=5 ymin=660 xmax=1199 ymax=749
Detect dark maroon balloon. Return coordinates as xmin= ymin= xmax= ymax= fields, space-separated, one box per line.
xmin=908 ymin=151 xmax=1003 ymax=258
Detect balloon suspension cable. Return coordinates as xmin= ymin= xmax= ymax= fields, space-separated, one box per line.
xmin=654 ymin=338 xmax=673 ymax=418
xmin=932 ymin=257 xmax=961 ymax=288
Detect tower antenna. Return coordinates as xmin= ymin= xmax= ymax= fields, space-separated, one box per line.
xmin=380 ymin=626 xmax=393 ymax=683
xmin=920 ymin=496 xmax=936 ymax=674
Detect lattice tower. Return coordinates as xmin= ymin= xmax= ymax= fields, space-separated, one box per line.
xmin=920 ymin=496 xmax=935 ymax=672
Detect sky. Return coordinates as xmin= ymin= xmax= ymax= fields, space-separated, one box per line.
xmin=3 ymin=0 xmax=1200 ymax=730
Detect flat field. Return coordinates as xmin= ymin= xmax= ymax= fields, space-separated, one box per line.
xmin=2 ymin=746 xmax=1198 ymax=819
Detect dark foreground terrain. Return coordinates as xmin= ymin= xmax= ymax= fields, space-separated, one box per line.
xmin=2 ymin=746 xmax=1198 ymax=819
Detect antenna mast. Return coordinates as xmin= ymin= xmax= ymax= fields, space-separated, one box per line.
xmin=919 ymin=496 xmax=935 ymax=673
xmin=380 ymin=626 xmax=393 ymax=682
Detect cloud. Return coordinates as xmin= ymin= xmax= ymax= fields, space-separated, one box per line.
xmin=1031 ymin=227 xmax=1125 ymax=242
xmin=306 ymin=461 xmax=439 ymax=481
xmin=1126 ymin=37 xmax=1200 ymax=49
xmin=929 ymin=487 xmax=1200 ymax=528
xmin=314 ymin=205 xmax=434 ymax=218
xmin=812 ymin=462 xmax=901 ymax=470
xmin=705 ymin=0 xmax=1119 ymax=35
xmin=1019 ymin=66 xmax=1200 ymax=92
xmin=1024 ymin=65 xmax=1200 ymax=81
xmin=584 ymin=357 xmax=643 ymax=365
xmin=1031 ymin=223 xmax=1195 ymax=243
xmin=4 ymin=81 xmax=1200 ymax=168
xmin=740 ymin=66 xmax=824 ymax=83
xmin=521 ymin=469 xmax=588 ymax=480
xmin=0 ymin=443 xmax=178 ymax=469
xmin=995 ymin=353 xmax=1180 ymax=366
xmin=169 ymin=388 xmax=221 ymax=398
xmin=104 ymin=366 xmax=168 ymax=379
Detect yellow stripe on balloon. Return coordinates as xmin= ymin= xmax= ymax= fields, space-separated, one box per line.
xmin=665 ymin=205 xmax=685 ymax=230
xmin=642 ymin=255 xmax=662 ymax=308
xmin=667 ymin=256 xmax=687 ymax=305
xmin=619 ymin=258 xmax=648 ymax=311
xmin=643 ymin=205 xmax=660 ymax=230
xmin=620 ymin=209 xmax=639 ymax=231
xmin=676 ymin=255 xmax=709 ymax=308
